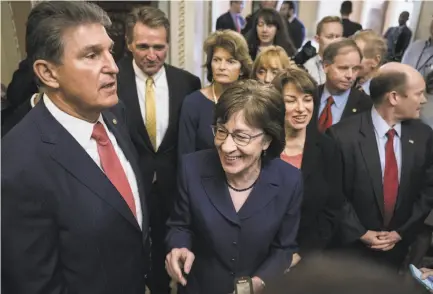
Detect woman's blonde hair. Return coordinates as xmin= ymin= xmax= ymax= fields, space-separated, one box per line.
xmin=251 ymin=46 xmax=293 ymax=78
xmin=203 ymin=29 xmax=252 ymax=82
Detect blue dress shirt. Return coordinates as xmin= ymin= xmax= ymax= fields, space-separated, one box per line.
xmin=318 ymin=86 xmax=351 ymax=125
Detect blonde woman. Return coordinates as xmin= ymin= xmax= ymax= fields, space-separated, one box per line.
xmin=252 ymin=45 xmax=296 ymax=84
xmin=178 ymin=30 xmax=252 ymax=157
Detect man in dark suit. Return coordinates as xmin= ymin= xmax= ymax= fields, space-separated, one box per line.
xmin=116 ymin=6 xmax=201 ymax=294
xmin=384 ymin=11 xmax=412 ymax=62
xmin=340 ymin=1 xmax=362 ymax=37
xmin=328 ymin=62 xmax=433 ymax=270
xmin=280 ymin=1 xmax=305 ymax=50
xmin=216 ymin=1 xmax=245 ymax=32
xmin=2 ymin=2 xmax=149 ymax=294
xmin=317 ymin=39 xmax=372 ymax=133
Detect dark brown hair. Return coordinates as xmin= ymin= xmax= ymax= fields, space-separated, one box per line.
xmin=125 ymin=6 xmax=170 ymax=43
xmin=246 ymin=8 xmax=296 ymax=60
xmin=272 ymin=67 xmax=318 ymax=98
xmin=370 ymin=71 xmax=408 ymax=104
xmin=323 ymin=38 xmax=363 ymax=65
xmin=214 ymin=79 xmax=285 ymax=160
xmin=272 ymin=67 xmax=320 ymax=129
xmin=203 ymin=30 xmax=252 ymax=82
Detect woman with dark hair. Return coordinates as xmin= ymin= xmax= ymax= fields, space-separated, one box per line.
xmin=246 ymin=8 xmax=296 ymax=61
xmin=166 ymin=80 xmax=302 ymax=294
xmin=178 ymin=30 xmax=252 ymax=157
xmin=272 ymin=68 xmax=343 ymax=264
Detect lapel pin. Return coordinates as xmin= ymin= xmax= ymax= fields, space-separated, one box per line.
xmin=352 ymin=108 xmax=357 ymax=113
xmin=409 ymin=140 xmax=414 ymax=144
xmin=112 ymin=118 xmax=117 ymax=125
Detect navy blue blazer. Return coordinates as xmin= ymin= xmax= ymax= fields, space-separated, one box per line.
xmin=2 ymin=100 xmax=150 ymax=294
xmin=166 ymin=149 xmax=303 ymax=294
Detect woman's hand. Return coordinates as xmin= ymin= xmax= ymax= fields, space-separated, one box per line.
xmin=165 ymin=248 xmax=195 ymax=286
xmin=290 ymin=253 xmax=302 ymax=268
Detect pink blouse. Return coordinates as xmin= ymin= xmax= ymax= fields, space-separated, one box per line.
xmin=280 ymin=153 xmax=303 ymax=169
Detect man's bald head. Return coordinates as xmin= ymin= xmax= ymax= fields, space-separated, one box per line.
xmin=370 ymin=62 xmax=421 ymax=105
xmin=370 ymin=62 xmax=426 ymax=121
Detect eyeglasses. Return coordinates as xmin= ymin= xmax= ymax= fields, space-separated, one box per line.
xmin=211 ymin=126 xmax=264 ymax=146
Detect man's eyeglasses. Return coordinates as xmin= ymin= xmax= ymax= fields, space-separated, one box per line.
xmin=211 ymin=126 xmax=263 ymax=146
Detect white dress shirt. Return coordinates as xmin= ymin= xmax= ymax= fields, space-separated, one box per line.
xmin=43 ymin=95 xmax=143 ymax=229
xmin=30 ymin=93 xmax=40 ymax=108
xmin=133 ymin=60 xmax=169 ymax=150
xmin=304 ymin=55 xmax=326 ymax=85
xmin=371 ymin=107 xmax=402 ymax=182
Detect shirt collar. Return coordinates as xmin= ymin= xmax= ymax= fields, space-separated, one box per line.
xmin=322 ymin=86 xmax=351 ymax=109
xmin=371 ymin=106 xmax=401 ymax=138
xmin=133 ymin=60 xmax=165 ymax=84
xmin=362 ymin=78 xmax=372 ymax=91
xmin=43 ymin=94 xmax=105 ymax=148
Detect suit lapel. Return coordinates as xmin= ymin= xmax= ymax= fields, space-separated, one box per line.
xmin=396 ymin=122 xmax=416 ymax=209
xmin=358 ymin=112 xmax=385 ymax=217
xmin=201 ymin=154 xmax=240 ymax=226
xmin=342 ymin=89 xmax=361 ymax=119
xmin=237 ymin=161 xmax=280 ymax=220
xmin=37 ymin=102 xmax=141 ymax=231
xmin=103 ymin=110 xmax=148 ymax=232
xmin=300 ymin=129 xmax=320 ymax=181
xmin=118 ymin=57 xmax=154 ymax=152
xmin=158 ymin=64 xmax=177 ymax=152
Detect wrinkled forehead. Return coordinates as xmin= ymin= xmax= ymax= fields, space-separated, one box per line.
xmin=62 ymin=23 xmax=113 ymax=54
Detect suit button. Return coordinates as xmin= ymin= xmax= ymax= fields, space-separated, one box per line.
xmin=232 ymin=241 xmax=237 ymax=245
xmin=230 ymin=272 xmax=235 ymax=276
xmin=231 ymin=258 xmax=235 ymax=262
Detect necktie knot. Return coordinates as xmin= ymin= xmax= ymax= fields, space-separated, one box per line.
xmin=146 ymin=77 xmax=154 ymax=87
xmin=386 ymin=129 xmax=396 ymax=140
xmin=327 ymin=96 xmax=335 ymax=106
xmin=92 ymin=122 xmax=110 ymax=146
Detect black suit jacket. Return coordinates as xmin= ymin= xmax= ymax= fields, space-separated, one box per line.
xmin=2 ymin=100 xmax=150 ymax=294
xmin=297 ymin=128 xmax=344 ymax=254
xmin=328 ymin=111 xmax=433 ymax=245
xmin=117 ymin=56 xmax=201 ymax=213
xmin=287 ymin=18 xmax=305 ymax=50
xmin=342 ymin=18 xmax=363 ymax=38
xmin=216 ymin=11 xmax=236 ymax=31
xmin=1 ymin=98 xmax=33 ymax=137
xmin=317 ymin=84 xmax=372 ymax=124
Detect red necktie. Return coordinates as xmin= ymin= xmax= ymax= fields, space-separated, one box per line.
xmin=92 ymin=122 xmax=137 ymax=218
xmin=383 ymin=129 xmax=398 ymax=226
xmin=318 ymin=96 xmax=334 ymax=133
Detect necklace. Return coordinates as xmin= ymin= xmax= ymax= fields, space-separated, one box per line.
xmin=212 ymin=83 xmax=217 ymax=104
xmin=226 ymin=179 xmax=258 ymax=192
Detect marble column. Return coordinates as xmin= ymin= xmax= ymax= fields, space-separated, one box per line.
xmin=169 ymin=0 xmax=211 ymax=84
